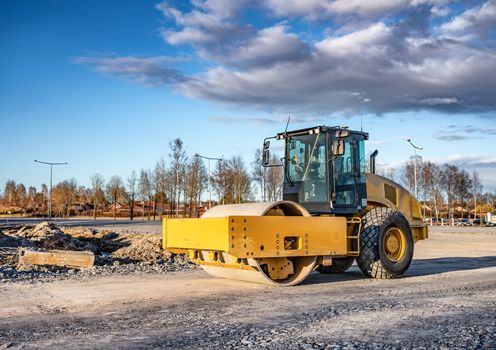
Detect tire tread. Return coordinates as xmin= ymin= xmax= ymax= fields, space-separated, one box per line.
xmin=357 ymin=207 xmax=411 ymax=279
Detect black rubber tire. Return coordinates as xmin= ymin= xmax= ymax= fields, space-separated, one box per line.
xmin=356 ymin=207 xmax=414 ymax=279
xmin=316 ymin=256 xmax=355 ymax=274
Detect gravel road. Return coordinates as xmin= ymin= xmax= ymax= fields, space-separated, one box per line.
xmin=0 ymin=226 xmax=495 ymax=349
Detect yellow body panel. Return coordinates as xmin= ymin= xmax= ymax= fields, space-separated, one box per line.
xmin=366 ymin=173 xmax=428 ymax=242
xmin=164 ymin=216 xmax=347 ymax=258
xmin=164 ymin=217 xmax=230 ymax=252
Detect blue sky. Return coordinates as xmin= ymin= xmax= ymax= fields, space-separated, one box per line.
xmin=1 ymin=0 xmax=495 ymax=193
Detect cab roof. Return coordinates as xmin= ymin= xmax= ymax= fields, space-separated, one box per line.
xmin=276 ymin=125 xmax=369 ymax=140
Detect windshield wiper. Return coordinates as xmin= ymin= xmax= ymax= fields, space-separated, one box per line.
xmin=302 ymin=133 xmax=320 ymax=181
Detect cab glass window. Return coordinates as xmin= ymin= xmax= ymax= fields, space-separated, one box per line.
xmin=287 ymin=133 xmax=328 ymax=203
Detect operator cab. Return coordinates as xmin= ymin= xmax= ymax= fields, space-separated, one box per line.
xmin=263 ymin=126 xmax=368 ymax=215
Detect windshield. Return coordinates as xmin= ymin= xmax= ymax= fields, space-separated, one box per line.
xmin=287 ymin=133 xmax=328 ymax=203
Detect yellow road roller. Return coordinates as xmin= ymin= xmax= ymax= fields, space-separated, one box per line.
xmin=163 ymin=125 xmax=428 ymax=286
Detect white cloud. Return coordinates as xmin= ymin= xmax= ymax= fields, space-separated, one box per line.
xmin=176 ymin=19 xmax=496 ymax=114
xmin=440 ymin=154 xmax=496 ymax=167
xmin=73 ymin=56 xmax=186 ymax=86
xmin=436 ymin=124 xmax=496 ymax=141
xmin=156 ymin=0 xmax=251 ymax=47
xmin=441 ymin=0 xmax=496 ymax=34
xmin=316 ymin=23 xmax=391 ymax=57
xmin=264 ymin=0 xmax=321 ymax=18
xmin=326 ymin=0 xmax=409 ymax=17
xmin=225 ymin=25 xmax=309 ymax=67
xmin=265 ymin=0 xmax=448 ymax=19
xmin=418 ymin=97 xmax=460 ymax=106
xmin=265 ymin=0 xmax=409 ymax=18
xmin=431 ymin=6 xmax=450 ymax=17
xmin=77 ymin=1 xmax=496 ymax=116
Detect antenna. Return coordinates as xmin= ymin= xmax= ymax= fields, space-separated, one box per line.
xmin=284 ymin=115 xmax=291 ymax=134
xmin=360 ymin=111 xmax=363 ymax=132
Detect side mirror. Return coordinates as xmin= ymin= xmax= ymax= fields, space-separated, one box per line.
xmin=335 ymin=129 xmax=349 ymax=138
xmin=262 ymin=141 xmax=270 ymax=166
xmin=332 ymin=140 xmax=345 ymax=156
xmin=370 ymin=149 xmax=378 ymax=174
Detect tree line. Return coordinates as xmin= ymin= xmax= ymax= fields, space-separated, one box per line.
xmin=2 ymin=141 xmax=494 ymax=220
xmin=396 ymin=158 xmax=494 ymax=220
xmin=0 ymin=138 xmax=283 ymax=219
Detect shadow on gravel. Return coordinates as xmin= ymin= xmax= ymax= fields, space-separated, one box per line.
xmin=300 ymin=256 xmax=496 ymax=285
xmin=408 ymin=256 xmax=496 ymax=276
xmin=302 ymin=270 xmax=365 ymax=285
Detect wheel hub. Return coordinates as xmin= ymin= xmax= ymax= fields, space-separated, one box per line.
xmin=383 ymin=227 xmax=406 ymax=262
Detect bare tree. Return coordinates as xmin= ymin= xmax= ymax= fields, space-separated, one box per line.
xmin=185 ymin=156 xmax=207 ymax=217
xmin=90 ymin=174 xmax=105 ymax=220
xmin=28 ymin=186 xmax=37 ymax=208
xmin=154 ymin=158 xmax=168 ymax=220
xmin=40 ymin=183 xmax=48 ymax=212
xmin=441 ymin=164 xmax=459 ymax=221
xmin=472 ymin=170 xmax=483 ymax=224
xmin=169 ymin=138 xmax=187 ymax=217
xmin=400 ymin=159 xmax=420 ymax=195
xmin=482 ymin=191 xmax=495 ymax=209
xmin=16 ymin=183 xmax=26 ymax=208
xmin=165 ymin=168 xmax=175 ymax=217
xmin=422 ymin=161 xmax=443 ymax=220
xmin=127 ymin=171 xmax=138 ymax=220
xmin=106 ymin=176 xmax=126 ymax=220
xmin=79 ymin=186 xmax=92 ymax=203
xmin=251 ymin=149 xmax=267 ymax=201
xmin=233 ymin=156 xmax=252 ymax=203
xmin=455 ymin=169 xmax=472 ymax=218
xmin=52 ymin=178 xmax=77 ymax=218
xmin=212 ymin=159 xmax=228 ymax=205
xmin=139 ymin=169 xmax=152 ymax=220
xmin=251 ymin=150 xmax=282 ymax=202
xmin=3 ymin=180 xmax=16 ymax=206
xmin=213 ymin=156 xmax=251 ymax=204
xmin=266 ymin=154 xmax=283 ymax=201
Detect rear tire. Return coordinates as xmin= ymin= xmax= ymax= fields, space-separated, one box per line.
xmin=316 ymin=257 xmax=354 ymax=274
xmin=357 ymin=207 xmax=414 ymax=279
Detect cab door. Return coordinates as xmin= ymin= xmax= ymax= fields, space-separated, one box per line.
xmin=331 ymin=135 xmax=367 ymax=214
xmin=333 ymin=136 xmax=356 ymax=208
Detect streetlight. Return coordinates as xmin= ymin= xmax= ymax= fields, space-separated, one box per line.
xmin=405 ymin=139 xmax=423 ymax=198
xmin=195 ymin=154 xmax=222 ymax=209
xmin=34 ymin=160 xmax=68 ymax=220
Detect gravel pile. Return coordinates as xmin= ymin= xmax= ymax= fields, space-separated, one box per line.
xmin=15 ymin=222 xmax=94 ymax=250
xmin=0 ymin=222 xmax=196 ymax=283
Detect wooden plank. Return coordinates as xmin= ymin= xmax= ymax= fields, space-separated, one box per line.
xmin=18 ymin=249 xmax=94 ymax=269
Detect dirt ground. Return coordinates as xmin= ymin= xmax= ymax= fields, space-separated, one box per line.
xmin=0 ymin=226 xmax=495 ymax=349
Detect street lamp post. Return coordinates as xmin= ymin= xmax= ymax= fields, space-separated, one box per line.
xmin=405 ymin=139 xmax=423 ymax=198
xmin=34 ymin=160 xmax=68 ymax=220
xmin=195 ymin=154 xmax=222 ymax=209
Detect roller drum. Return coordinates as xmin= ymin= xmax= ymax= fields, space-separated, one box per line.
xmin=198 ymin=201 xmax=317 ymax=286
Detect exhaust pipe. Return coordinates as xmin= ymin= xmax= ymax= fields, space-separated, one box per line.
xmin=370 ymin=150 xmax=378 ymax=174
